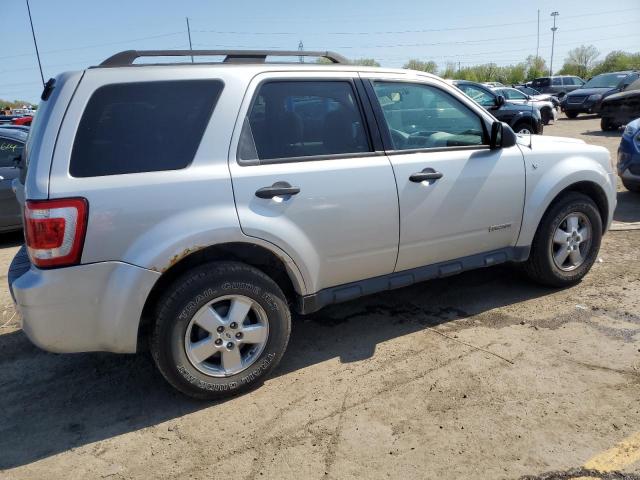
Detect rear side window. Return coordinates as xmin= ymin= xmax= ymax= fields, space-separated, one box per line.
xmin=533 ymin=78 xmax=550 ymax=87
xmin=70 ymin=80 xmax=222 ymax=177
xmin=238 ymin=80 xmax=371 ymax=163
xmin=552 ymin=77 xmax=562 ymax=86
xmin=0 ymin=138 xmax=24 ymax=167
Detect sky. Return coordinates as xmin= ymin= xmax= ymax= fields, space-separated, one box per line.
xmin=1 ymin=0 xmax=639 ymax=104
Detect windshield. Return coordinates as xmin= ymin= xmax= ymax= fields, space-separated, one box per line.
xmin=583 ymin=73 xmax=628 ymax=89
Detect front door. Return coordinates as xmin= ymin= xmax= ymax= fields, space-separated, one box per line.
xmin=364 ymin=76 xmax=526 ymax=272
xmin=228 ymin=74 xmax=399 ymax=293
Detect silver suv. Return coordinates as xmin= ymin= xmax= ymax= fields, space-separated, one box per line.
xmin=9 ymin=50 xmax=617 ymax=399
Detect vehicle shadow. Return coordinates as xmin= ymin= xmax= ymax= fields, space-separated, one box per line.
xmin=582 ymin=129 xmax=621 ymax=137
xmin=0 ymin=264 xmax=556 ymax=469
xmin=0 ymin=231 xmax=23 ymax=248
xmin=557 ymin=114 xmax=599 ymax=121
xmin=614 ymin=190 xmax=640 ymax=222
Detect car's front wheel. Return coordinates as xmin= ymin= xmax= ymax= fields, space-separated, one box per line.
xmin=151 ymin=261 xmax=291 ymax=399
xmin=600 ymin=117 xmax=618 ymax=131
xmin=622 ymin=178 xmax=640 ymax=193
xmin=523 ymin=192 xmax=602 ymax=287
xmin=565 ymin=111 xmax=579 ymax=119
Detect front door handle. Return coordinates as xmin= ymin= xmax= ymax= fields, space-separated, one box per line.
xmin=409 ymin=168 xmax=443 ymax=183
xmin=255 ymin=181 xmax=300 ymax=199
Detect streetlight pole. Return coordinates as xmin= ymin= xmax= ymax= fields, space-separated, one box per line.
xmin=25 ymin=0 xmax=45 ymax=87
xmin=549 ymin=11 xmax=559 ymax=76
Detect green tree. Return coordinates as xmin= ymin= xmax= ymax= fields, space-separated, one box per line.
xmin=591 ymin=50 xmax=640 ymax=76
xmin=403 ymin=59 xmax=439 ymax=74
xmin=441 ymin=62 xmax=457 ymax=79
xmin=351 ymin=58 xmax=381 ymax=67
xmin=559 ymin=45 xmax=599 ymax=78
xmin=525 ymin=55 xmax=548 ymax=80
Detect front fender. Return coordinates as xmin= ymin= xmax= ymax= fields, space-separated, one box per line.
xmin=517 ymin=152 xmax=615 ymax=247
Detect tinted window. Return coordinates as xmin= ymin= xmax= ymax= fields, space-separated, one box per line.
xmin=456 ymin=84 xmax=495 ymax=107
xmin=70 ymin=80 xmax=222 ymax=177
xmin=239 ymin=81 xmax=370 ymax=162
xmin=566 ymin=77 xmax=583 ymax=86
xmin=552 ymin=77 xmax=562 ymax=86
xmin=375 ymin=82 xmax=486 ymax=150
xmin=533 ymin=78 xmax=550 ymax=87
xmin=0 ymin=138 xmax=23 ymax=168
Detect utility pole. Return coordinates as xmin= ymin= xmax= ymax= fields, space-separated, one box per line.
xmin=186 ymin=17 xmax=194 ymax=63
xmin=549 ymin=11 xmax=559 ymax=76
xmin=298 ymin=40 xmax=304 ymax=63
xmin=25 ymin=0 xmax=44 ymax=87
xmin=536 ymin=9 xmax=540 ymax=60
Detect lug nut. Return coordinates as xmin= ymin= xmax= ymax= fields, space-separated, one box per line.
xmin=214 ymin=338 xmax=223 ymax=346
xmin=226 ymin=342 xmax=234 ymax=349
xmin=230 ymin=322 xmax=238 ymax=329
xmin=216 ymin=326 xmax=224 ymax=333
xmin=235 ymin=332 xmax=243 ymax=340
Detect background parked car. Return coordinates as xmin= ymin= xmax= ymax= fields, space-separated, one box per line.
xmin=599 ymin=79 xmax=640 ymax=131
xmin=617 ymin=118 xmax=640 ymax=193
xmin=513 ymin=85 xmax=561 ymax=107
xmin=0 ymin=127 xmax=25 ymax=232
xmin=11 ymin=115 xmax=33 ymax=126
xmin=530 ymin=75 xmax=585 ymax=98
xmin=451 ymin=80 xmax=543 ymax=134
xmin=493 ymin=87 xmax=558 ymax=125
xmin=562 ymin=71 xmax=640 ymax=119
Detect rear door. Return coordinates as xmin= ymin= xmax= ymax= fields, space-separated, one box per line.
xmin=228 ymin=72 xmax=399 ymax=292
xmin=0 ymin=135 xmax=23 ymax=230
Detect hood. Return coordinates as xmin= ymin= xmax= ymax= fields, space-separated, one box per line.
xmin=517 ymin=134 xmax=586 ymax=148
xmin=566 ymin=87 xmax=613 ymax=97
xmin=601 ymin=89 xmax=640 ymax=103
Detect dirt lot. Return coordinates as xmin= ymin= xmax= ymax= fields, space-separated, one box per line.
xmin=1 ymin=114 xmax=639 ymax=480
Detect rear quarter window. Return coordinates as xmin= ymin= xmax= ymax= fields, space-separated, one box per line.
xmin=70 ymin=80 xmax=223 ymax=177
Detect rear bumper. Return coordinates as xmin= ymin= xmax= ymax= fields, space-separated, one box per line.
xmin=9 ymin=248 xmax=160 ymax=353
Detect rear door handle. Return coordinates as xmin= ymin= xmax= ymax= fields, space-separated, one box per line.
xmin=409 ymin=169 xmax=443 ymax=183
xmin=255 ymin=181 xmax=300 ymax=199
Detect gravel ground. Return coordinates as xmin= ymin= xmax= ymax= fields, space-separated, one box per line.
xmin=0 ymin=114 xmax=638 ymax=480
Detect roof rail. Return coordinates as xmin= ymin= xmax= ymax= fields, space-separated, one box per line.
xmin=99 ymin=50 xmax=349 ymax=66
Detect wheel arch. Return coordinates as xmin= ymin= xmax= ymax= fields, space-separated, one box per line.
xmin=137 ymin=242 xmax=304 ymax=349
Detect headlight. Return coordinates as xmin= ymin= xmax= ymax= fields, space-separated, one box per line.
xmin=623 ymin=124 xmax=635 ymax=137
xmin=587 ymin=94 xmax=602 ymax=102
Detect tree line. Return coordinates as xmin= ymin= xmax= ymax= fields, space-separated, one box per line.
xmin=342 ymin=46 xmax=640 ymax=84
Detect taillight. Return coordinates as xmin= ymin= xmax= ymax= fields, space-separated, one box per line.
xmin=24 ymin=198 xmax=88 ymax=268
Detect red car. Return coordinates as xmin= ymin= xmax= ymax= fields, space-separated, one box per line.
xmin=12 ymin=116 xmax=33 ymax=126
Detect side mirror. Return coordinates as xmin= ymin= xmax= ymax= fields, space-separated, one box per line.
xmin=490 ymin=121 xmax=517 ymax=149
xmin=495 ymin=95 xmax=505 ymax=107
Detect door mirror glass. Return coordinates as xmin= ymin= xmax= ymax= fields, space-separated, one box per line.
xmin=490 ymin=121 xmax=502 ymax=149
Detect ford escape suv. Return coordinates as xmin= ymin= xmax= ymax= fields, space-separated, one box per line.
xmin=9 ymin=50 xmax=617 ymax=399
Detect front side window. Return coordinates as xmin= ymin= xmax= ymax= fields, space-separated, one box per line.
xmin=374 ymin=82 xmax=486 ymax=151
xmin=238 ymin=81 xmax=370 ymax=162
xmin=70 ymin=80 xmax=223 ymax=177
xmin=501 ymin=88 xmax=527 ymax=100
xmin=0 ymin=138 xmax=23 ymax=168
xmin=552 ymin=77 xmax=562 ymax=86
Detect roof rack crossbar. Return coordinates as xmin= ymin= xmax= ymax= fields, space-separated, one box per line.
xmin=99 ymin=50 xmax=349 ymax=66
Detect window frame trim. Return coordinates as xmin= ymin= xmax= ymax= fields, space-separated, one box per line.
xmin=235 ymin=77 xmax=378 ymax=166
xmin=363 ymin=79 xmax=491 ymax=155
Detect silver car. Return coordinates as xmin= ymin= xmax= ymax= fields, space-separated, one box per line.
xmin=9 ymin=50 xmax=617 ymax=399
xmin=493 ymin=87 xmax=558 ymax=125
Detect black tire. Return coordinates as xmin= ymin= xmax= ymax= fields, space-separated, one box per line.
xmin=600 ymin=117 xmax=617 ymax=131
xmin=151 ymin=261 xmax=291 ymax=399
xmin=523 ymin=192 xmax=602 ymax=287
xmin=513 ymin=120 xmax=534 ymax=134
xmin=565 ymin=111 xmax=579 ymax=119
xmin=622 ymin=178 xmax=640 ymax=193
xmin=541 ymin=107 xmax=553 ymax=125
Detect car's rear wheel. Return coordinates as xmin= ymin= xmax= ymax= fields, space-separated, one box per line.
xmin=541 ymin=107 xmax=553 ymax=125
xmin=151 ymin=261 xmax=291 ymax=399
xmin=523 ymin=192 xmax=602 ymax=287
xmin=565 ymin=111 xmax=579 ymax=119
